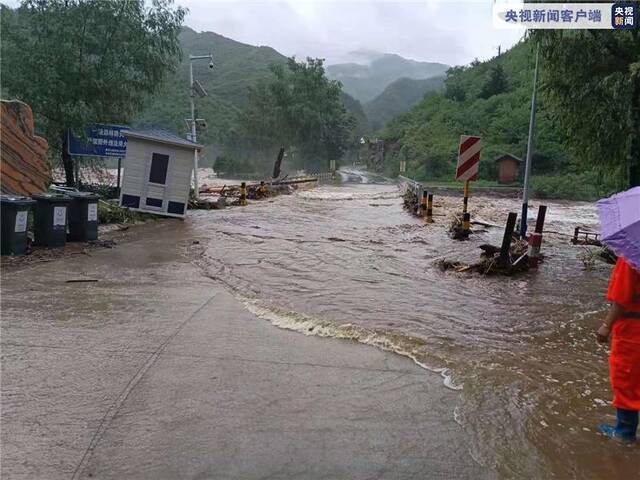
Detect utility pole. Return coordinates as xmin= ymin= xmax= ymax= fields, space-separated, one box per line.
xmin=188 ymin=53 xmax=213 ymax=199
xmin=520 ymin=43 xmax=539 ymax=238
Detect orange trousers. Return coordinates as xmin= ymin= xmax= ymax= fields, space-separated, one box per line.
xmin=610 ymin=319 xmax=640 ymax=411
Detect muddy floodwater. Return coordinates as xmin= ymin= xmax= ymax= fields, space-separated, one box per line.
xmin=185 ymin=175 xmax=636 ymax=479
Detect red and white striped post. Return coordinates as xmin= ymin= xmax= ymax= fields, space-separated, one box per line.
xmin=455 ymin=135 xmax=481 ymax=237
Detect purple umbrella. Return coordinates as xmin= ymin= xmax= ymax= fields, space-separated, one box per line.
xmin=597 ymin=186 xmax=640 ymax=271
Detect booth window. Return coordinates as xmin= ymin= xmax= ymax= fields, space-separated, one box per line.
xmin=149 ymin=153 xmax=169 ymax=184
xmin=121 ymin=194 xmax=140 ymax=208
xmin=168 ymin=201 xmax=185 ymax=215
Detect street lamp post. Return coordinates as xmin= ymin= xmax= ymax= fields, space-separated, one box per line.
xmin=188 ymin=53 xmax=213 ymax=199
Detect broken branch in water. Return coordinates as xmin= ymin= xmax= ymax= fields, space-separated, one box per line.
xmin=437 ymin=238 xmax=532 ymax=276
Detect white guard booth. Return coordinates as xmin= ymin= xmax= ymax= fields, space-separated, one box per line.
xmin=119 ymin=128 xmax=202 ymax=218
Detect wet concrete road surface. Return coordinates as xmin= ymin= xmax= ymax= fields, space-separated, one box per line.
xmin=1 ymin=221 xmax=492 ymax=479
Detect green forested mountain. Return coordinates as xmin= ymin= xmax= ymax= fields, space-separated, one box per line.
xmin=135 ymin=28 xmax=285 ymax=154
xmin=364 ymin=75 xmax=445 ymax=131
xmin=381 ymin=43 xmax=554 ymax=182
xmin=341 ymin=92 xmax=370 ymax=136
xmin=136 ymin=27 xmax=368 ymax=165
xmin=326 ymin=53 xmax=449 ymax=103
xmin=380 ymin=39 xmax=624 ymax=199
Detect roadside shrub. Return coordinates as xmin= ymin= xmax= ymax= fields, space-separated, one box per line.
xmin=530 ymin=172 xmax=618 ymax=201
xmin=98 ymin=200 xmax=155 ymax=224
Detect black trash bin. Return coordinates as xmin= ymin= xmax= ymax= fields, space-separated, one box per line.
xmin=1 ymin=195 xmax=36 ymax=255
xmin=67 ymin=191 xmax=99 ymax=242
xmin=32 ymin=193 xmax=72 ymax=247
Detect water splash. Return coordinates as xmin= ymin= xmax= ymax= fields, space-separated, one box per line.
xmin=241 ymin=297 xmax=464 ymax=391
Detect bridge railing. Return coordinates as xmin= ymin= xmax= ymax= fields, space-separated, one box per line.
xmin=398 ymin=175 xmax=424 ymax=198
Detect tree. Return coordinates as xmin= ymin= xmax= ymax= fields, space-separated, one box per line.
xmin=443 ymin=66 xmax=467 ymax=102
xmin=1 ymin=0 xmax=186 ymax=186
xmin=213 ymin=155 xmax=233 ymax=175
xmin=479 ymin=64 xmax=508 ymax=99
xmin=530 ymin=29 xmax=640 ymax=188
xmin=239 ymin=57 xmax=355 ymax=172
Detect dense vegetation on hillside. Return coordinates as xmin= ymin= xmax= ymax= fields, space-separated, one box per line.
xmin=137 ymin=27 xmax=367 ymax=168
xmin=326 ymin=54 xmax=449 ymax=102
xmin=135 ymin=28 xmax=287 ymax=158
xmin=364 ymin=75 xmax=445 ymax=131
xmin=380 ymin=39 xmax=629 ymax=199
xmin=531 ymin=28 xmax=640 ymax=188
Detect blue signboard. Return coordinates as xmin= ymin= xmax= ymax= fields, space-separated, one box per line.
xmin=68 ymin=124 xmax=128 ymax=158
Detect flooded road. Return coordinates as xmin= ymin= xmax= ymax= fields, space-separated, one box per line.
xmin=186 ymin=177 xmax=636 ymax=479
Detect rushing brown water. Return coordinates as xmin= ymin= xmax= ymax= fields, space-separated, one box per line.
xmin=186 ymin=173 xmax=637 ymax=479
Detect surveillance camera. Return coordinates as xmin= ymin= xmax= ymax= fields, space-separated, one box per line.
xmin=209 ymin=61 xmax=214 ymax=69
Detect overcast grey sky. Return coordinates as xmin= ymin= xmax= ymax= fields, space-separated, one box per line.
xmin=3 ymin=0 xmax=526 ymax=66
xmin=181 ymin=0 xmax=525 ymax=66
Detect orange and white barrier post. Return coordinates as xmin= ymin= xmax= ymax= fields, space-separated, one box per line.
xmin=420 ymin=190 xmax=428 ymax=218
xmin=426 ymin=193 xmax=434 ymax=223
xmin=455 ymin=135 xmax=481 ymax=238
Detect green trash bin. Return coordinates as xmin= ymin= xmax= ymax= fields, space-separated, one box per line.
xmin=67 ymin=191 xmax=99 ymax=242
xmin=32 ymin=193 xmax=72 ymax=247
xmin=1 ymin=195 xmax=36 ymax=255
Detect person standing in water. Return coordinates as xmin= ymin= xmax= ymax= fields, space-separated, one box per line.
xmin=597 ymin=257 xmax=640 ymax=442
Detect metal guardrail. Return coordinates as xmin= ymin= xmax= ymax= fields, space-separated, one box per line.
xmin=283 ymin=172 xmax=333 ymax=183
xmin=398 ymin=175 xmax=424 ymax=197
xmin=310 ymin=172 xmax=333 ymax=182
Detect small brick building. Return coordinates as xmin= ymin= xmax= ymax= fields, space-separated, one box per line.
xmin=495 ymin=153 xmax=522 ymax=184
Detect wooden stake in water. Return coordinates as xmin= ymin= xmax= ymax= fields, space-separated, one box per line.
xmin=240 ymin=182 xmax=247 ymax=206
xmin=534 ymin=205 xmax=547 ymax=234
xmin=500 ymin=212 xmax=518 ymax=267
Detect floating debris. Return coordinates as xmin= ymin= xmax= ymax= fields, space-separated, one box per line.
xmin=437 ymin=238 xmax=532 ymax=275
xmin=577 ymin=245 xmax=617 ymax=269
xmin=571 ymin=226 xmax=601 ymax=246
xmin=402 ymin=190 xmax=419 ymax=215
xmin=449 ymin=212 xmax=471 ymax=240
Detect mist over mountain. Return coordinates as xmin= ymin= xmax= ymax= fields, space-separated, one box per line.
xmin=364 ymin=75 xmax=445 ymax=131
xmin=321 ymin=48 xmax=386 ymax=65
xmin=326 ymin=53 xmax=449 ymax=103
